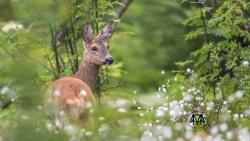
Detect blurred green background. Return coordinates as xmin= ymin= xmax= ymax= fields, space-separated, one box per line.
xmin=0 ymin=0 xmax=198 ymax=91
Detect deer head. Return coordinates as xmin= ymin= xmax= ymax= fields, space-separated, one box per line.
xmin=83 ymin=22 xmax=115 ymax=65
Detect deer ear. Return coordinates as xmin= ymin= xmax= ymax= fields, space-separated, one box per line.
xmin=83 ymin=24 xmax=93 ymax=43
xmin=99 ymin=22 xmax=115 ymax=39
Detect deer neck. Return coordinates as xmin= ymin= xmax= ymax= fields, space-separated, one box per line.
xmin=73 ymin=55 xmax=100 ymax=89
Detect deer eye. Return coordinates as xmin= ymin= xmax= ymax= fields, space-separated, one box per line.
xmin=91 ymin=47 xmax=98 ymax=52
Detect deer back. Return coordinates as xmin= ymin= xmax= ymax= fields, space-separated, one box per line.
xmin=45 ymin=77 xmax=94 ymax=120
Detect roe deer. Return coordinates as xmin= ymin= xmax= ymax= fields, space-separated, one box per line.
xmin=45 ymin=22 xmax=115 ymax=123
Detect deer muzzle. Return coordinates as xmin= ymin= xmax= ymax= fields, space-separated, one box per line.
xmin=104 ymin=57 xmax=113 ymax=65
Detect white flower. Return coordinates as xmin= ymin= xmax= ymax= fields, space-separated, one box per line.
xmin=162 ymin=88 xmax=167 ymax=93
xmin=46 ymin=123 xmax=53 ymax=130
xmin=156 ymin=94 xmax=161 ymax=99
xmin=59 ymin=110 xmax=65 ymax=116
xmin=143 ymin=122 xmax=153 ymax=128
xmin=116 ymin=99 xmax=128 ymax=107
xmin=213 ymin=135 xmax=223 ymax=141
xmin=161 ymin=126 xmax=172 ymax=139
xmin=11 ymin=98 xmax=15 ymax=102
xmin=243 ymin=61 xmax=249 ymax=67
xmin=64 ymin=124 xmax=75 ymax=133
xmin=140 ymin=130 xmax=156 ymax=141
xmin=80 ymin=90 xmax=87 ymax=97
xmin=85 ymin=131 xmax=93 ymax=136
xmin=235 ymin=90 xmax=244 ymax=98
xmin=186 ymin=68 xmax=192 ymax=74
xmin=210 ymin=126 xmax=218 ymax=135
xmin=161 ymin=70 xmax=165 ymax=75
xmin=155 ymin=120 xmax=160 ymax=123
xmin=195 ymin=96 xmax=202 ymax=101
xmin=191 ymin=87 xmax=197 ymax=92
xmin=191 ymin=135 xmax=203 ymax=141
xmin=206 ymin=135 xmax=213 ymax=141
xmin=86 ymin=102 xmax=92 ymax=109
xmin=154 ymin=126 xmax=172 ymax=139
xmin=180 ymin=86 xmax=185 ymax=91
xmin=219 ymin=123 xmax=228 ymax=132
xmin=226 ymin=131 xmax=233 ymax=140
xmin=228 ymin=95 xmax=235 ymax=103
xmin=169 ymin=100 xmax=183 ymax=119
xmin=133 ymin=99 xmax=137 ymax=104
xmin=240 ymin=113 xmax=244 ymax=118
xmin=156 ymin=106 xmax=166 ymax=117
xmin=2 ymin=22 xmax=23 ymax=32
xmin=244 ymin=110 xmax=250 ymax=116
xmin=176 ymin=138 xmax=184 ymax=141
xmin=54 ymin=118 xmax=62 ymax=128
xmin=207 ymin=102 xmax=214 ymax=111
xmin=215 ymin=92 xmax=222 ymax=100
xmin=98 ymin=116 xmax=105 ymax=121
xmin=185 ymin=131 xmax=192 ymax=139
xmin=118 ymin=108 xmax=127 ymax=113
xmin=183 ymin=94 xmax=192 ymax=102
xmin=98 ymin=123 xmax=109 ymax=137
xmin=37 ymin=105 xmax=43 ymax=110
xmin=223 ymin=101 xmax=227 ymax=105
xmin=21 ymin=115 xmax=29 ymax=120
xmin=139 ymin=113 xmax=144 ymax=117
xmin=1 ymin=86 xmax=10 ymax=95
xmin=233 ymin=114 xmax=239 ymax=121
xmin=174 ymin=77 xmax=178 ymax=81
xmin=53 ymin=90 xmax=60 ymax=97
xmin=238 ymin=128 xmax=250 ymax=141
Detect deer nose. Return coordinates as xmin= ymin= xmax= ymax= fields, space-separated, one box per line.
xmin=104 ymin=57 xmax=113 ymax=65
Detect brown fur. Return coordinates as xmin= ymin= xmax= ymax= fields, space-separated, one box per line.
xmin=74 ymin=55 xmax=100 ymax=89
xmin=45 ymin=23 xmax=115 ymax=121
xmin=52 ymin=77 xmax=93 ymax=119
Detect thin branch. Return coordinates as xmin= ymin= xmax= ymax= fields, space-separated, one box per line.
xmin=58 ymin=52 xmax=66 ymax=72
xmin=44 ymin=49 xmax=57 ymax=78
xmin=94 ymin=0 xmax=99 ymax=33
xmin=49 ymin=24 xmax=61 ymax=78
xmin=116 ymin=0 xmax=133 ymax=19
xmin=199 ymin=4 xmax=209 ymax=42
xmin=69 ymin=0 xmax=79 ymax=70
xmin=65 ymin=30 xmax=77 ymax=73
xmin=211 ymin=0 xmax=215 ymax=14
xmin=64 ymin=37 xmax=75 ymax=73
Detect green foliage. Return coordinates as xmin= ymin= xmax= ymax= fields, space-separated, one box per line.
xmin=177 ymin=0 xmax=250 ymax=126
